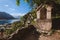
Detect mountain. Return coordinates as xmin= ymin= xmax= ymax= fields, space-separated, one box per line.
xmin=0 ymin=12 xmax=14 ymax=20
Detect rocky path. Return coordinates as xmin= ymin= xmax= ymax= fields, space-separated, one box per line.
xmin=39 ymin=32 xmax=60 ymax=40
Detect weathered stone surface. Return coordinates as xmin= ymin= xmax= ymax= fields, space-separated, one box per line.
xmin=36 ymin=4 xmax=52 ymax=33
xmin=37 ymin=20 xmax=52 ymax=32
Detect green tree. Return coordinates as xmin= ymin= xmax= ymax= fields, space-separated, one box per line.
xmin=16 ymin=0 xmax=20 ymax=6
xmin=16 ymin=0 xmax=60 ymax=6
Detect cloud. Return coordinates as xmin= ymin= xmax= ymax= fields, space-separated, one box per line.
xmin=9 ymin=8 xmax=15 ymax=10
xmin=10 ymin=13 xmax=26 ymax=16
xmin=4 ymin=5 xmax=9 ymax=7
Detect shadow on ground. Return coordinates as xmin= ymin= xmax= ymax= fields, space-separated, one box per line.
xmin=52 ymin=18 xmax=60 ymax=30
xmin=8 ymin=25 xmax=41 ymax=40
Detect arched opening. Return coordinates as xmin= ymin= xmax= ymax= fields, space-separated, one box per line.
xmin=40 ymin=7 xmax=47 ymax=20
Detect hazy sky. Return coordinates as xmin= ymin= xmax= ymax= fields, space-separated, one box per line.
xmin=0 ymin=0 xmax=31 ymax=16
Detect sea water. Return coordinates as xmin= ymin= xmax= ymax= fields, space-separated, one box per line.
xmin=0 ymin=19 xmax=20 ymax=24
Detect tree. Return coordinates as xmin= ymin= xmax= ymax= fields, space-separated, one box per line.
xmin=16 ymin=0 xmax=20 ymax=6
xmin=16 ymin=0 xmax=60 ymax=7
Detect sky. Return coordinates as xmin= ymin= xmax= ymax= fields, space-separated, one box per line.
xmin=0 ymin=0 xmax=32 ymax=16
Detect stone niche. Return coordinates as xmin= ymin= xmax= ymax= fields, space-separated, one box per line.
xmin=36 ymin=4 xmax=53 ymax=32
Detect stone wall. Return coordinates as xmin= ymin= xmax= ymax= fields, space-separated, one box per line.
xmin=36 ymin=20 xmax=52 ymax=33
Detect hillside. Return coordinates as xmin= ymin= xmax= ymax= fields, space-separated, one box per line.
xmin=0 ymin=12 xmax=14 ymax=20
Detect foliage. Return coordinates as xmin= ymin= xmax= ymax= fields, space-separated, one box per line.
xmin=5 ymin=29 xmax=13 ymax=35
xmin=24 ymin=0 xmax=29 ymax=2
xmin=16 ymin=0 xmax=20 ymax=6
xmin=16 ymin=0 xmax=60 ymax=7
xmin=11 ymin=21 xmax=24 ymax=31
xmin=5 ymin=16 xmax=25 ymax=35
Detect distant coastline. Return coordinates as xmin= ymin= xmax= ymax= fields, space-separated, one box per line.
xmin=0 ymin=19 xmax=20 ymax=25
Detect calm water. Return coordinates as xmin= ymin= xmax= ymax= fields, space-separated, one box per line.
xmin=0 ymin=19 xmax=20 ymax=24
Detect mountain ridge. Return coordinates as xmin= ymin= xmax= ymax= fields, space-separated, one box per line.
xmin=0 ymin=12 xmax=14 ymax=20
